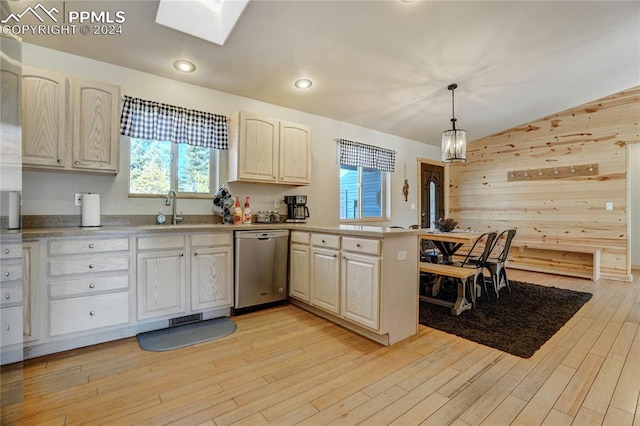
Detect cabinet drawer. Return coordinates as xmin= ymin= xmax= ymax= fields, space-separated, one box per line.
xmin=310 ymin=234 xmax=340 ymax=249
xmin=342 ymin=237 xmax=381 ymax=256
xmin=1 ymin=285 xmax=22 ymax=308
xmin=290 ymin=231 xmax=310 ymax=244
xmin=48 ymin=256 xmax=130 ymax=277
xmin=50 ymin=274 xmax=129 ymax=298
xmin=0 ymin=262 xmax=22 ymax=283
xmin=1 ymin=307 xmax=23 ymax=346
xmin=0 ymin=244 xmax=21 ymax=260
xmin=49 ymin=238 xmax=129 ymax=256
xmin=50 ymin=292 xmax=129 ymax=336
xmin=191 ymin=233 xmax=232 ymax=247
xmin=137 ymin=235 xmax=185 ymax=251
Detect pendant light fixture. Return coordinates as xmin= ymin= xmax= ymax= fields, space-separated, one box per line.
xmin=441 ymin=83 xmax=467 ymax=162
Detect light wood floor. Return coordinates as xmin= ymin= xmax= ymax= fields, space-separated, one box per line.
xmin=1 ymin=270 xmax=639 ymax=425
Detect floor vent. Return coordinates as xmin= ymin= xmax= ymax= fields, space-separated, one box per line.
xmin=169 ymin=313 xmax=202 ymax=327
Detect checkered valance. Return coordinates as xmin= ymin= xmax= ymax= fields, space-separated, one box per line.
xmin=120 ymin=96 xmax=228 ymax=149
xmin=337 ymin=139 xmax=396 ymax=172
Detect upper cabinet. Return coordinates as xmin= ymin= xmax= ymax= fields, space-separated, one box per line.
xmin=22 ymin=65 xmax=120 ymax=174
xmin=228 ymin=112 xmax=311 ymax=185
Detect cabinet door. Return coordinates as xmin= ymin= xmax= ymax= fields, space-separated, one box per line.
xmin=279 ymin=121 xmax=311 ymax=185
xmin=310 ymin=247 xmax=340 ymax=314
xmin=238 ymin=112 xmax=279 ymax=182
xmin=341 ymin=253 xmax=380 ymax=330
xmin=289 ymin=243 xmax=310 ymax=302
xmin=71 ymin=79 xmax=120 ymax=173
xmin=22 ymin=66 xmax=68 ymax=168
xmin=137 ymin=250 xmax=187 ymax=320
xmin=191 ymin=246 xmax=233 ymax=311
xmin=22 ymin=242 xmax=40 ymax=342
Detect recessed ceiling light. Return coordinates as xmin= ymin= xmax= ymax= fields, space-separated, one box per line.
xmin=294 ymin=79 xmax=313 ymax=89
xmin=173 ymin=60 xmax=196 ymax=73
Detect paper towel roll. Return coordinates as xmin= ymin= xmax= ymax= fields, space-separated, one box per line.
xmin=81 ymin=193 xmax=101 ymax=227
xmin=8 ymin=191 xmax=21 ymax=229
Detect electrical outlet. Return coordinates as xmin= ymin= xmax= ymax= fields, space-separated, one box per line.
xmin=605 ymin=201 xmax=613 ymax=211
xmin=274 ymin=199 xmax=280 ymax=209
xmin=397 ymin=251 xmax=407 ymax=261
xmin=75 ymin=193 xmax=82 ymax=206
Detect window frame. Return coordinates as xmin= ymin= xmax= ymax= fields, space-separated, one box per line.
xmin=339 ymin=165 xmax=391 ymax=223
xmin=127 ymin=137 xmax=219 ymax=199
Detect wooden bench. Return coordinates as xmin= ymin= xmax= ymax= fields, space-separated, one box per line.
xmin=419 ymin=262 xmax=477 ymax=315
xmin=509 ymin=242 xmax=601 ymax=282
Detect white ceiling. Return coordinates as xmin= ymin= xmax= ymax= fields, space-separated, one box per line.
xmin=9 ymin=0 xmax=640 ymax=146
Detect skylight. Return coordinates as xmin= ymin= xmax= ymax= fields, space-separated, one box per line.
xmin=155 ymin=0 xmax=250 ymax=46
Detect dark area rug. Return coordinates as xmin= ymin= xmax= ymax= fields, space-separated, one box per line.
xmin=137 ymin=317 xmax=236 ymax=352
xmin=419 ymin=280 xmax=592 ymax=358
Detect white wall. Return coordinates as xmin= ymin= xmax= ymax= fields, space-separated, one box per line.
xmin=21 ymin=44 xmax=440 ymax=227
xmin=630 ymin=144 xmax=640 ymax=268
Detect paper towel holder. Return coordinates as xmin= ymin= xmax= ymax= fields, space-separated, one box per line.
xmin=80 ymin=192 xmax=103 ymax=228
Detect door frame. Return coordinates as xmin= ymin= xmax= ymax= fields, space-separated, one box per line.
xmin=416 ymin=157 xmax=448 ymax=227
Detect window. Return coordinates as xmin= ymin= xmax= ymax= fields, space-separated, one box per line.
xmin=340 ymin=165 xmax=387 ymax=220
xmin=337 ymin=138 xmax=395 ymax=222
xmin=129 ymin=138 xmax=216 ymax=196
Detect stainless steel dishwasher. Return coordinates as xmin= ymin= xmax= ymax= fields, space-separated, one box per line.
xmin=234 ymin=230 xmax=289 ymax=312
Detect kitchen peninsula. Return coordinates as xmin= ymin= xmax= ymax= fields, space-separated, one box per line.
xmin=11 ymin=221 xmax=420 ymax=360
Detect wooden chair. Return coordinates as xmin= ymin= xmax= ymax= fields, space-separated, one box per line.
xmin=484 ymin=229 xmax=517 ymax=298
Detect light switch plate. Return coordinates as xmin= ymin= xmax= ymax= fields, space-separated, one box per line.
xmin=605 ymin=201 xmax=613 ymax=211
xmin=397 ymin=251 xmax=407 ymax=261
xmin=75 ymin=193 xmax=82 ymax=206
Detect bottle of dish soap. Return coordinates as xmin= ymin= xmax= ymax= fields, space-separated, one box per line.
xmin=233 ymin=197 xmax=243 ymax=224
xmin=243 ymin=196 xmax=252 ymax=224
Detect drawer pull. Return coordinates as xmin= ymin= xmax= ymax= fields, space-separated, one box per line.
xmin=89 ymin=283 xmax=95 ymax=289
xmin=5 ymin=294 xmax=10 ymax=300
xmin=88 ymin=264 xmax=95 ymax=269
xmin=89 ymin=244 xmax=95 ymax=249
xmin=89 ymin=311 xmax=95 ymax=316
xmin=4 ymin=249 xmax=8 ymax=254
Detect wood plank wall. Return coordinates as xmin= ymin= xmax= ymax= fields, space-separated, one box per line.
xmin=448 ymin=86 xmax=640 ymax=282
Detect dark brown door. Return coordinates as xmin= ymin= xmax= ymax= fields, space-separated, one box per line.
xmin=420 ymin=162 xmax=444 ymax=228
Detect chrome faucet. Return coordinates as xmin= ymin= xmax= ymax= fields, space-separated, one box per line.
xmin=165 ymin=189 xmax=183 ymax=225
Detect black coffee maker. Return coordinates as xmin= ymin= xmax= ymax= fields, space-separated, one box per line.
xmin=284 ymin=195 xmax=310 ymax=223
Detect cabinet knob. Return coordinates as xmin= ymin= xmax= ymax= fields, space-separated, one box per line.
xmin=356 ymin=243 xmax=361 ymax=248
xmin=74 ymin=161 xmax=79 ymax=165
xmin=89 ymin=244 xmax=95 ymax=249
xmin=4 ymin=272 xmax=9 ymax=277
xmin=5 ymin=294 xmax=10 ymax=300
xmin=5 ymin=325 xmax=9 ymax=331
xmin=88 ymin=264 xmax=95 ymax=269
xmin=194 ymin=252 xmax=198 ymax=256
xmin=180 ymin=253 xmax=184 ymax=257
xmin=4 ymin=249 xmax=9 ymax=254
xmin=322 ymin=240 xmax=326 ymax=243
xmin=57 ymin=159 xmax=62 ymax=164
xmin=89 ymin=283 xmax=95 ymax=289
xmin=89 ymin=311 xmax=95 ymax=316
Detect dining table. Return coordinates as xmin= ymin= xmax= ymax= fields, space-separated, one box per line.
xmin=420 ymin=229 xmax=486 ymax=264
xmin=419 ymin=229 xmax=486 ymax=314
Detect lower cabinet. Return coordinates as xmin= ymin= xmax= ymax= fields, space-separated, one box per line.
xmin=137 ymin=235 xmax=187 ymax=320
xmin=290 ymin=232 xmax=415 ymax=345
xmin=310 ymin=246 xmax=341 ymax=315
xmin=50 ymin=292 xmax=129 ymax=336
xmin=341 ymin=252 xmax=380 ymax=330
xmin=289 ymin=232 xmax=311 ymax=302
xmin=190 ymin=234 xmax=233 ymax=311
